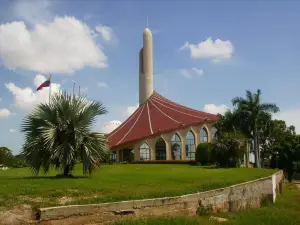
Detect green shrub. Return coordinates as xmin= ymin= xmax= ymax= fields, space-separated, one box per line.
xmin=212 ymin=132 xmax=246 ymax=168
xmin=195 ymin=143 xmax=214 ymax=165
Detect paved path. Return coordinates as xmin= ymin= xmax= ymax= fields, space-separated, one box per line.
xmin=293 ymin=180 xmax=300 ymax=189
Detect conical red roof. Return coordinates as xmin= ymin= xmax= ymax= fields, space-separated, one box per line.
xmin=107 ymin=91 xmax=219 ymax=149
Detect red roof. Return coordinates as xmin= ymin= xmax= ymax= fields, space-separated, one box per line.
xmin=107 ymin=91 xmax=219 ymax=149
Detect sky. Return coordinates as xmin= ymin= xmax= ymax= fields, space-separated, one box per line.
xmin=0 ymin=0 xmax=300 ymax=154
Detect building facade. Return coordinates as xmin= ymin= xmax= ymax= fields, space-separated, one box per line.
xmin=107 ymin=27 xmax=219 ymax=162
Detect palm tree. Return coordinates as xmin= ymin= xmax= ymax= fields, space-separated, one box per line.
xmin=232 ymin=89 xmax=279 ymax=168
xmin=21 ymin=92 xmax=109 ymax=176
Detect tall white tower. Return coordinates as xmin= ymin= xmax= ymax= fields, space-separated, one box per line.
xmin=139 ymin=28 xmax=154 ymax=105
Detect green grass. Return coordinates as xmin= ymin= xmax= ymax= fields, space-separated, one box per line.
xmin=0 ymin=164 xmax=276 ymax=209
xmin=113 ymin=183 xmax=300 ymax=225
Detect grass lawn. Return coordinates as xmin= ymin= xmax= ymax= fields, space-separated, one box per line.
xmin=0 ymin=164 xmax=276 ymax=209
xmin=113 ymin=183 xmax=300 ymax=225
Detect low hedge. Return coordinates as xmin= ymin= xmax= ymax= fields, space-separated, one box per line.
xmin=131 ymin=160 xmax=197 ymax=164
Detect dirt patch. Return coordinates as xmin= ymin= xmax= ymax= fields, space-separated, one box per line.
xmin=0 ymin=205 xmax=36 ymax=225
xmin=293 ymin=180 xmax=300 ymax=189
xmin=58 ymin=196 xmax=74 ymax=204
xmin=67 ymin=189 xmax=79 ymax=193
xmin=19 ymin=196 xmax=47 ymax=203
xmin=58 ymin=195 xmax=100 ymax=205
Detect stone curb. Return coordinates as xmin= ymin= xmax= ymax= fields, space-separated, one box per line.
xmin=38 ymin=170 xmax=284 ymax=222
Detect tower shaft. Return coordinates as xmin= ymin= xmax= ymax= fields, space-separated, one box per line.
xmin=139 ymin=28 xmax=154 ymax=105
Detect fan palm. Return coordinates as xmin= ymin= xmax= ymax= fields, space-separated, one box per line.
xmin=232 ymin=89 xmax=279 ymax=168
xmin=21 ymin=92 xmax=109 ymax=176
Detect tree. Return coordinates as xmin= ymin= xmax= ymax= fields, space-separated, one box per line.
xmin=13 ymin=153 xmax=28 ymax=168
xmin=212 ymin=111 xmax=248 ymax=168
xmin=259 ymin=119 xmax=290 ymax=167
xmin=0 ymin=147 xmax=14 ymax=166
xmin=214 ymin=110 xmax=238 ymax=134
xmin=271 ymin=131 xmax=300 ymax=182
xmin=21 ymin=92 xmax=109 ymax=176
xmin=213 ymin=132 xmax=247 ymax=168
xmin=232 ymin=89 xmax=279 ymax=168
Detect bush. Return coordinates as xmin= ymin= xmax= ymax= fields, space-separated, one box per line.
xmin=195 ymin=143 xmax=214 ymax=165
xmin=212 ymin=132 xmax=246 ymax=168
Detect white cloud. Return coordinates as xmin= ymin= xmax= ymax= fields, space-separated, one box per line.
xmin=180 ymin=69 xmax=192 ymax=79
xmin=180 ymin=38 xmax=234 ymax=63
xmin=5 ymin=74 xmax=60 ymax=112
xmin=97 ymin=82 xmax=109 ymax=88
xmin=0 ymin=16 xmax=108 ymax=74
xmin=95 ymin=25 xmax=114 ymax=41
xmin=203 ymin=104 xmax=229 ymax=115
xmin=0 ymin=108 xmax=11 ymax=118
xmin=180 ymin=68 xmax=204 ymax=78
xmin=9 ymin=129 xmax=17 ymax=133
xmin=274 ymin=108 xmax=300 ymax=134
xmin=125 ymin=103 xmax=139 ymax=117
xmin=192 ymin=67 xmax=204 ymax=76
xmin=12 ymin=0 xmax=52 ymax=25
xmin=101 ymin=120 xmax=122 ymax=134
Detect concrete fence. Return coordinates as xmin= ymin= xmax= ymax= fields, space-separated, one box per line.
xmin=38 ymin=170 xmax=284 ymax=225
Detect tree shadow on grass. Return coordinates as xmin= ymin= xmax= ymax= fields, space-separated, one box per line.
xmin=188 ymin=164 xmax=218 ymax=169
xmin=2 ymin=175 xmax=89 ymax=180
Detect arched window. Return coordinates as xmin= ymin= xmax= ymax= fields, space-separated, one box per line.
xmin=186 ymin=131 xmax=196 ymax=160
xmin=171 ymin=134 xmax=182 ymax=160
xmin=200 ymin=127 xmax=208 ymax=142
xmin=155 ymin=138 xmax=166 ymax=160
xmin=212 ymin=127 xmax=218 ymax=141
xmin=110 ymin=151 xmax=116 ymax=163
xmin=140 ymin=143 xmax=150 ymax=161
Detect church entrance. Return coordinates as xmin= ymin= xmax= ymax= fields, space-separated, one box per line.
xmin=120 ymin=149 xmax=134 ymax=163
xmin=155 ymin=138 xmax=166 ymax=160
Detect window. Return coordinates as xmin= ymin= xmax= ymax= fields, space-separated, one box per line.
xmin=200 ymin=127 xmax=208 ymax=142
xmin=171 ymin=134 xmax=182 ymax=160
xmin=155 ymin=138 xmax=166 ymax=160
xmin=186 ymin=131 xmax=196 ymax=160
xmin=110 ymin=151 xmax=116 ymax=162
xmin=140 ymin=143 xmax=150 ymax=160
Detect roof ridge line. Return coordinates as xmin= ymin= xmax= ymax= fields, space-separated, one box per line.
xmin=146 ymin=102 xmax=153 ymax=134
xmin=152 ymin=93 xmax=209 ymax=114
xmin=116 ymin=104 xmax=146 ymax=145
xmin=151 ymin=97 xmax=206 ymax=119
xmin=110 ymin=120 xmax=208 ymax=149
xmin=108 ymin=103 xmax=142 ymax=138
xmin=148 ymin=99 xmax=180 ymax=124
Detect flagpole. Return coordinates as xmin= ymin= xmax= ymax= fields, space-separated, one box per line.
xmin=49 ymin=74 xmax=52 ymax=104
xmin=73 ymin=82 xmax=75 ymax=96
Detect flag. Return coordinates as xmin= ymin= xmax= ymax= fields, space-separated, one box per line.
xmin=36 ymin=76 xmax=51 ymax=91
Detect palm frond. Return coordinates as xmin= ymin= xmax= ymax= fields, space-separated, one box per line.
xmin=260 ymin=103 xmax=280 ymax=113
xmin=21 ymin=92 xmax=108 ymax=176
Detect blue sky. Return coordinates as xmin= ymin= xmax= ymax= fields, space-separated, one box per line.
xmin=0 ymin=0 xmax=300 ymax=154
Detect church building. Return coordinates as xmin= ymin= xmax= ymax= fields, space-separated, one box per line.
xmin=107 ymin=27 xmax=219 ymax=162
